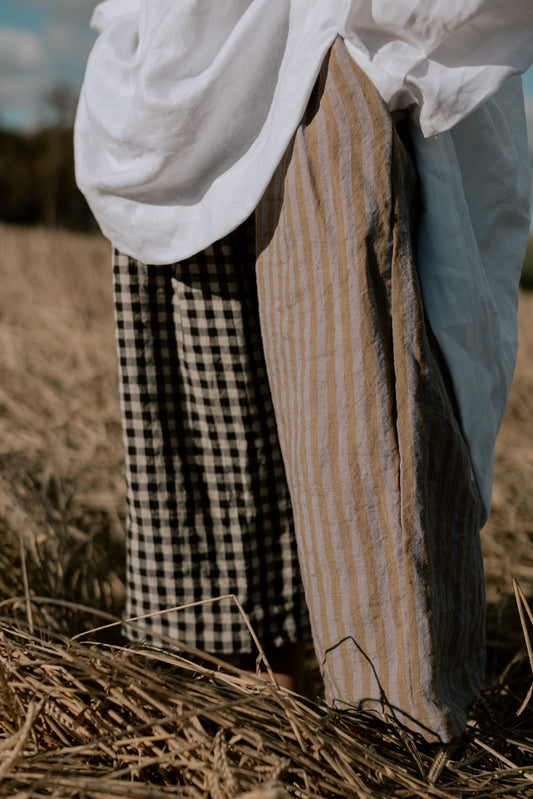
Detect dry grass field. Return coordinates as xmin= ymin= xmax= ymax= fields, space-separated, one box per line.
xmin=0 ymin=223 xmax=532 ymax=797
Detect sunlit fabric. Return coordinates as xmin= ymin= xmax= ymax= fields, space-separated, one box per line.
xmin=74 ymin=0 xmax=533 ymax=520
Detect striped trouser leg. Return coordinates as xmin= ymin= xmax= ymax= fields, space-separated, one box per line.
xmin=255 ymin=38 xmax=485 ymax=742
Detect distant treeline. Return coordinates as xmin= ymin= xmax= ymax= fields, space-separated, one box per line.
xmin=0 ymin=127 xmax=97 ymax=232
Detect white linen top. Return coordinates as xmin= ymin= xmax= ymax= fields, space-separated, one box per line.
xmin=74 ymin=0 xmax=533 ymax=522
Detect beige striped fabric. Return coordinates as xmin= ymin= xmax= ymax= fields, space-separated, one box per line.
xmin=255 ymin=38 xmax=485 ymax=743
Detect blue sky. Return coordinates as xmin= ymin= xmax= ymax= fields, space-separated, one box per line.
xmin=1 ymin=0 xmax=533 ymax=144
xmin=0 ymin=0 xmax=97 ymax=130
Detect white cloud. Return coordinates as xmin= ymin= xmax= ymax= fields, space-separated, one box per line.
xmin=0 ymin=28 xmax=52 ymax=129
xmin=0 ymin=26 xmax=48 ymax=71
xmin=0 ymin=3 xmax=99 ymax=130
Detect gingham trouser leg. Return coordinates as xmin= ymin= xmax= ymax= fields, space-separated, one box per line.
xmin=113 ymin=218 xmax=311 ymax=654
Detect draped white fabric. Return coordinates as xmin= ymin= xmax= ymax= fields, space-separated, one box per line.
xmin=75 ymin=0 xmax=532 ymax=264
xmin=74 ymin=0 xmax=533 ymax=519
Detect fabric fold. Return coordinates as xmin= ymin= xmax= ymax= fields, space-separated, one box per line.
xmin=75 ymin=1 xmax=532 ymax=518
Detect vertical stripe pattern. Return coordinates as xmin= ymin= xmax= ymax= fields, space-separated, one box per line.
xmin=256 ymin=38 xmax=485 ymax=742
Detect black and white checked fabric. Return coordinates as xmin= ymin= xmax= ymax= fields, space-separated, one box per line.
xmin=113 ymin=216 xmax=311 ymax=654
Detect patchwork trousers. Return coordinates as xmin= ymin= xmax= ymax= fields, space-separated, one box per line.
xmin=113 ymin=39 xmax=485 ymax=742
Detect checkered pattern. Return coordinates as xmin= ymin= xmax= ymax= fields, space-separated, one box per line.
xmin=113 ymin=216 xmax=311 ymax=653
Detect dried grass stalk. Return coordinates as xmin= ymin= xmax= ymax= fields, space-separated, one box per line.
xmin=0 ymin=603 xmax=532 ymax=799
xmin=1 ymin=225 xmax=533 ymax=796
